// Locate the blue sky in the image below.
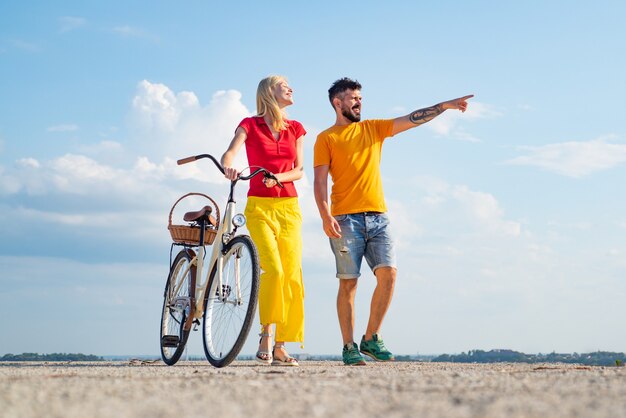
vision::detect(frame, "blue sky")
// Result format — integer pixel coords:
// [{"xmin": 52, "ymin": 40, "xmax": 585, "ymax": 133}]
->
[{"xmin": 1, "ymin": 0, "xmax": 626, "ymax": 357}]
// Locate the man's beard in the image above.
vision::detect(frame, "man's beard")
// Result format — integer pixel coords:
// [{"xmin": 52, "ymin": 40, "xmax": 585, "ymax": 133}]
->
[{"xmin": 341, "ymin": 105, "xmax": 361, "ymax": 122}]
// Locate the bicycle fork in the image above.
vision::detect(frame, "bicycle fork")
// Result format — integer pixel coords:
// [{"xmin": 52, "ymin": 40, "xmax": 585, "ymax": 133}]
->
[
  {"xmin": 215, "ymin": 249, "xmax": 243, "ymax": 306},
  {"xmin": 215, "ymin": 201, "xmax": 244, "ymax": 305}
]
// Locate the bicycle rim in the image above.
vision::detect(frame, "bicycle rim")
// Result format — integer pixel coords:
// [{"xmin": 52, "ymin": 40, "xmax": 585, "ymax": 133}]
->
[
  {"xmin": 203, "ymin": 236, "xmax": 259, "ymax": 367},
  {"xmin": 160, "ymin": 249, "xmax": 195, "ymax": 365}
]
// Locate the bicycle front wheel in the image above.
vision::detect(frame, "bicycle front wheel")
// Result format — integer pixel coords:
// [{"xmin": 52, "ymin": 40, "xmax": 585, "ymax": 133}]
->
[
  {"xmin": 160, "ymin": 249, "xmax": 196, "ymax": 365},
  {"xmin": 202, "ymin": 235, "xmax": 259, "ymax": 367}
]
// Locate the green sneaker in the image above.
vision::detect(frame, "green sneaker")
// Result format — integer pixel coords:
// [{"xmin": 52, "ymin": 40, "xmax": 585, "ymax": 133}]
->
[
  {"xmin": 359, "ymin": 334, "xmax": 395, "ymax": 361},
  {"xmin": 342, "ymin": 342, "xmax": 366, "ymax": 366}
]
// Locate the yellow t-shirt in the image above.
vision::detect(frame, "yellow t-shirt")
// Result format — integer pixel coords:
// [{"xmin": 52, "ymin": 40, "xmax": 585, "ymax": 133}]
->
[{"xmin": 314, "ymin": 119, "xmax": 394, "ymax": 216}]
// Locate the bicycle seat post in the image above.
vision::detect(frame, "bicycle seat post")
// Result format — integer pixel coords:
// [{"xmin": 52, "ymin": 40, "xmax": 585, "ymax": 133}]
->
[{"xmin": 197, "ymin": 217, "xmax": 206, "ymax": 246}]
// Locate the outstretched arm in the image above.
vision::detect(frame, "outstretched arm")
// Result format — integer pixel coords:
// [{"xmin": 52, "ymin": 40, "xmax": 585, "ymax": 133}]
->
[{"xmin": 392, "ymin": 94, "xmax": 474, "ymax": 136}]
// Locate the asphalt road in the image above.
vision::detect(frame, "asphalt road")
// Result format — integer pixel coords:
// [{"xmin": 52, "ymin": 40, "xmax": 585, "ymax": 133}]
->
[{"xmin": 1, "ymin": 361, "xmax": 625, "ymax": 418}]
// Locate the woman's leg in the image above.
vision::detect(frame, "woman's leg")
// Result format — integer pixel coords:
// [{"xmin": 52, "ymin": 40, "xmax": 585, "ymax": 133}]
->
[
  {"xmin": 274, "ymin": 200, "xmax": 304, "ymax": 348},
  {"xmin": 257, "ymin": 323, "xmax": 273, "ymax": 362},
  {"xmin": 245, "ymin": 200, "xmax": 287, "ymax": 326}
]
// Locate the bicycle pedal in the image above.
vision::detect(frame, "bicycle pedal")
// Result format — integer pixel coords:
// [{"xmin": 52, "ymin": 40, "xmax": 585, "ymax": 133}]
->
[
  {"xmin": 215, "ymin": 285, "xmax": 232, "ymax": 298},
  {"xmin": 192, "ymin": 319, "xmax": 200, "ymax": 331},
  {"xmin": 161, "ymin": 335, "xmax": 180, "ymax": 347}
]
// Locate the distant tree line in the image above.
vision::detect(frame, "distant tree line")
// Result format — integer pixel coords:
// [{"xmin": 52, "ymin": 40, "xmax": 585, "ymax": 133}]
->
[
  {"xmin": 432, "ymin": 349, "xmax": 626, "ymax": 366},
  {"xmin": 0, "ymin": 353, "xmax": 104, "ymax": 362}
]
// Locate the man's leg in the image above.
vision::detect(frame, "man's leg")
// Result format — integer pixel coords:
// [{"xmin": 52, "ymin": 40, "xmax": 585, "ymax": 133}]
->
[
  {"xmin": 364, "ymin": 266, "xmax": 396, "ymax": 340},
  {"xmin": 337, "ymin": 278, "xmax": 365, "ymax": 365},
  {"xmin": 337, "ymin": 278, "xmax": 358, "ymax": 345},
  {"xmin": 329, "ymin": 213, "xmax": 367, "ymax": 365},
  {"xmin": 359, "ymin": 265, "xmax": 396, "ymax": 361}
]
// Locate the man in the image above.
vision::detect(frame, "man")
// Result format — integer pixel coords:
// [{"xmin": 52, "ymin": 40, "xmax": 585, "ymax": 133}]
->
[{"xmin": 313, "ymin": 77, "xmax": 473, "ymax": 365}]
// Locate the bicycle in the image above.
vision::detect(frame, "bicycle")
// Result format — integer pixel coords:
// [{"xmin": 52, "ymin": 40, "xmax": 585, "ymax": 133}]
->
[{"xmin": 159, "ymin": 153, "xmax": 282, "ymax": 367}]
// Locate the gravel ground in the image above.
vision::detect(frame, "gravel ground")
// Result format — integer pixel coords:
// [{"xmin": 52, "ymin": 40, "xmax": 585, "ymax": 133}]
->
[{"xmin": 1, "ymin": 361, "xmax": 626, "ymax": 418}]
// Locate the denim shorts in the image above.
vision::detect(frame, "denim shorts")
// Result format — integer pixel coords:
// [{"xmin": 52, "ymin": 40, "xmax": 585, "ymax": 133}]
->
[{"xmin": 329, "ymin": 212, "xmax": 397, "ymax": 279}]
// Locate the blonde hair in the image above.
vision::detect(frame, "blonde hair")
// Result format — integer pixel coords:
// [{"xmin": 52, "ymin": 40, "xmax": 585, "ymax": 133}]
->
[{"xmin": 256, "ymin": 75, "xmax": 289, "ymax": 132}]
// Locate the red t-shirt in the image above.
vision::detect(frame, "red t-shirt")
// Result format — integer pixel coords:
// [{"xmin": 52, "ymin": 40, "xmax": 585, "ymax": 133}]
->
[{"xmin": 238, "ymin": 116, "xmax": 306, "ymax": 197}]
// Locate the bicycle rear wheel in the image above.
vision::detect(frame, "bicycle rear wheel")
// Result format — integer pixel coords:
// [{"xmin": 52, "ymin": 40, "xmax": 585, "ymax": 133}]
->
[
  {"xmin": 202, "ymin": 235, "xmax": 259, "ymax": 367},
  {"xmin": 160, "ymin": 248, "xmax": 196, "ymax": 365}
]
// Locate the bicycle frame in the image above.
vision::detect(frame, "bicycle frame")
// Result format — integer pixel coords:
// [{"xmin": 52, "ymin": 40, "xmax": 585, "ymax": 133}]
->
[
  {"xmin": 173, "ymin": 154, "xmax": 281, "ymax": 328},
  {"xmin": 192, "ymin": 198, "xmax": 237, "ymax": 320}
]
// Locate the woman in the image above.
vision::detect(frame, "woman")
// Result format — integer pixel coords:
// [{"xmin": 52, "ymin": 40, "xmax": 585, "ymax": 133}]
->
[{"xmin": 221, "ymin": 75, "xmax": 305, "ymax": 366}]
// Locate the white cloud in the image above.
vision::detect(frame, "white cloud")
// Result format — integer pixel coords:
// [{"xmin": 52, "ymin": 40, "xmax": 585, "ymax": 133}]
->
[
  {"xmin": 0, "ymin": 81, "xmax": 255, "ymax": 251},
  {"xmin": 547, "ymin": 220, "xmax": 593, "ymax": 231},
  {"xmin": 411, "ymin": 175, "xmax": 450, "ymax": 196},
  {"xmin": 9, "ymin": 39, "xmax": 39, "ymax": 52},
  {"xmin": 77, "ymin": 140, "xmax": 123, "ymax": 154},
  {"xmin": 17, "ymin": 158, "xmax": 40, "ymax": 169},
  {"xmin": 51, "ymin": 154, "xmax": 118, "ymax": 186},
  {"xmin": 16, "ymin": 207, "xmax": 94, "ymax": 226},
  {"xmin": 505, "ymin": 135, "xmax": 626, "ymax": 177},
  {"xmin": 405, "ymin": 176, "xmax": 521, "ymax": 238},
  {"xmin": 3, "ymin": 153, "xmax": 198, "ymax": 199},
  {"xmin": 129, "ymin": 80, "xmax": 250, "ymax": 178},
  {"xmin": 131, "ymin": 80, "xmax": 198, "ymax": 132},
  {"xmin": 1, "ymin": 80, "xmax": 253, "ymax": 202},
  {"xmin": 59, "ymin": 16, "xmax": 86, "ymax": 33},
  {"xmin": 454, "ymin": 130, "xmax": 481, "ymax": 143},
  {"xmin": 112, "ymin": 25, "xmax": 159, "ymax": 42},
  {"xmin": 426, "ymin": 101, "xmax": 501, "ymax": 141},
  {"xmin": 0, "ymin": 166, "xmax": 20, "ymax": 194},
  {"xmin": 47, "ymin": 124, "xmax": 79, "ymax": 132},
  {"xmin": 386, "ymin": 199, "xmax": 424, "ymax": 249},
  {"xmin": 113, "ymin": 25, "xmax": 140, "ymax": 36},
  {"xmin": 450, "ymin": 185, "xmax": 521, "ymax": 236},
  {"xmin": 461, "ymin": 101, "xmax": 503, "ymax": 120},
  {"xmin": 388, "ymin": 105, "xmax": 407, "ymax": 114}
]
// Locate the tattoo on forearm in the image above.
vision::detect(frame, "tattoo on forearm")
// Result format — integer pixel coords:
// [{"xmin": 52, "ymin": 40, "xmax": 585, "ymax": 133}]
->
[{"xmin": 409, "ymin": 104, "xmax": 443, "ymax": 125}]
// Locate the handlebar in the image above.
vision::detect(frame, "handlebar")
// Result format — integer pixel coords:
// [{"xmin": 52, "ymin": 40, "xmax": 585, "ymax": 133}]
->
[
  {"xmin": 177, "ymin": 154, "xmax": 283, "ymax": 188},
  {"xmin": 177, "ymin": 154, "xmax": 225, "ymax": 174}
]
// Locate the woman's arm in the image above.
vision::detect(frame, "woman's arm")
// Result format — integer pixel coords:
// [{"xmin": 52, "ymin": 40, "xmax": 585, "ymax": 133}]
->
[
  {"xmin": 220, "ymin": 127, "xmax": 247, "ymax": 180},
  {"xmin": 265, "ymin": 135, "xmax": 305, "ymax": 187}
]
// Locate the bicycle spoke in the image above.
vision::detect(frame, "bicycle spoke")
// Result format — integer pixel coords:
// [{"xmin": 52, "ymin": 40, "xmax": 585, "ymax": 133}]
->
[
  {"xmin": 160, "ymin": 250, "xmax": 195, "ymax": 365},
  {"xmin": 202, "ymin": 236, "xmax": 259, "ymax": 367}
]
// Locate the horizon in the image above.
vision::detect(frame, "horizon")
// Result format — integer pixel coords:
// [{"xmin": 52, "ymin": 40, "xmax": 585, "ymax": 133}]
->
[
  {"xmin": 1, "ymin": 1, "xmax": 625, "ymax": 357},
  {"xmin": 3, "ymin": 346, "xmax": 626, "ymax": 359}
]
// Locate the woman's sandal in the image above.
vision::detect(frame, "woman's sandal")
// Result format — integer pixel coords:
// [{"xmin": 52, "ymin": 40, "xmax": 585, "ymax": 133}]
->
[
  {"xmin": 271, "ymin": 343, "xmax": 299, "ymax": 367},
  {"xmin": 255, "ymin": 332, "xmax": 272, "ymax": 365}
]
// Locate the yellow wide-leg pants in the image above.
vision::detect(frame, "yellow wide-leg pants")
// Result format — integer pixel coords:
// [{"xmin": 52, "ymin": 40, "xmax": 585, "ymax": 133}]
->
[{"xmin": 244, "ymin": 196, "xmax": 304, "ymax": 343}]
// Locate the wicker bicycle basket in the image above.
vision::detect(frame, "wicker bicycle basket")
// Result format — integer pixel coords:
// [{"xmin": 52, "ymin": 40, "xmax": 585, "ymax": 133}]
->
[{"xmin": 168, "ymin": 192, "xmax": 220, "ymax": 245}]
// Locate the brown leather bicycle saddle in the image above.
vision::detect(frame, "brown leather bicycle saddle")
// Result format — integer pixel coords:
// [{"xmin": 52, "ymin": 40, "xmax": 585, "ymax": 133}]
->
[{"xmin": 183, "ymin": 205, "xmax": 217, "ymax": 227}]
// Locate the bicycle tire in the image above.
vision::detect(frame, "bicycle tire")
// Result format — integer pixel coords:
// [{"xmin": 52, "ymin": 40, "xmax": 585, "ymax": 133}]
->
[
  {"xmin": 202, "ymin": 235, "xmax": 259, "ymax": 367},
  {"xmin": 160, "ymin": 248, "xmax": 196, "ymax": 365}
]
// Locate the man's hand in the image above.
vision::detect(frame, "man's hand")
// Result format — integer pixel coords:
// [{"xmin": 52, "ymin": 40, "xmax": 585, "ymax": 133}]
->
[
  {"xmin": 322, "ymin": 215, "xmax": 342, "ymax": 239},
  {"xmin": 440, "ymin": 95, "xmax": 474, "ymax": 112}
]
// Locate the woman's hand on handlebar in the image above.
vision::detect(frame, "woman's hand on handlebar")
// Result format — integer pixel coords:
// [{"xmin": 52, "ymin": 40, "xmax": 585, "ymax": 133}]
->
[
  {"xmin": 263, "ymin": 177, "xmax": 278, "ymax": 188},
  {"xmin": 262, "ymin": 171, "xmax": 283, "ymax": 189},
  {"xmin": 224, "ymin": 166, "xmax": 239, "ymax": 181}
]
